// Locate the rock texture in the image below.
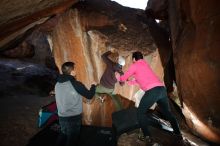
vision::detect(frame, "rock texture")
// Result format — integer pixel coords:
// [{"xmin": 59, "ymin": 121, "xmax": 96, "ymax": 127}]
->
[
  {"xmin": 0, "ymin": 0, "xmax": 220, "ymax": 144},
  {"xmin": 49, "ymin": 3, "xmax": 163, "ymax": 126},
  {"xmin": 169, "ymin": 0, "xmax": 220, "ymax": 143},
  {"xmin": 147, "ymin": 0, "xmax": 220, "ymax": 143},
  {"xmin": 146, "ymin": 0, "xmax": 220, "ymax": 143},
  {"xmin": 2, "ymin": 41, "xmax": 35, "ymax": 58},
  {"xmin": 0, "ymin": 0, "xmax": 78, "ymax": 50}
]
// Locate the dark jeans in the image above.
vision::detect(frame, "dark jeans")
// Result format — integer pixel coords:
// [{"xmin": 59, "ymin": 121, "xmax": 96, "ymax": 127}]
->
[
  {"xmin": 137, "ymin": 86, "xmax": 181, "ymax": 137},
  {"xmin": 56, "ymin": 114, "xmax": 82, "ymax": 146}
]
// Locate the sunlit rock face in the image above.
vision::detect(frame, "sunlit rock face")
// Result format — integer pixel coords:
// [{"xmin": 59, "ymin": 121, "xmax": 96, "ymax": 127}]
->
[
  {"xmin": 50, "ymin": 1, "xmax": 164, "ymax": 126},
  {"xmin": 167, "ymin": 0, "xmax": 220, "ymax": 143}
]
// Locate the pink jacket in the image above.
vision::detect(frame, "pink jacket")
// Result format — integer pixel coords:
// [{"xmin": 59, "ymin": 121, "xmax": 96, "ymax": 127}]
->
[{"xmin": 119, "ymin": 59, "xmax": 164, "ymax": 91}]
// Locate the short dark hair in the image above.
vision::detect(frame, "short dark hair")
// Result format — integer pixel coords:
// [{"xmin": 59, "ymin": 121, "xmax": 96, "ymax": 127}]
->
[
  {"xmin": 132, "ymin": 51, "xmax": 143, "ymax": 61},
  {"xmin": 61, "ymin": 62, "xmax": 75, "ymax": 75}
]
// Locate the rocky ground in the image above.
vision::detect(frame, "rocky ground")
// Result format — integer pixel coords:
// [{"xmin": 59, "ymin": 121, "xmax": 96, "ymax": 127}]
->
[{"xmin": 0, "ymin": 93, "xmax": 55, "ymax": 146}]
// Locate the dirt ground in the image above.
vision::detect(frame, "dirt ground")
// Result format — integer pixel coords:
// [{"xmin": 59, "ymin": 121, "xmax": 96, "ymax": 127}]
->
[
  {"xmin": 0, "ymin": 92, "xmax": 55, "ymax": 146},
  {"xmin": 0, "ymin": 60, "xmax": 56, "ymax": 146}
]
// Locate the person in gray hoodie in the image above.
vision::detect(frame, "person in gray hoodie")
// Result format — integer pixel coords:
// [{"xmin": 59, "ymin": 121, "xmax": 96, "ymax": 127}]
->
[{"xmin": 55, "ymin": 61, "xmax": 96, "ymax": 146}]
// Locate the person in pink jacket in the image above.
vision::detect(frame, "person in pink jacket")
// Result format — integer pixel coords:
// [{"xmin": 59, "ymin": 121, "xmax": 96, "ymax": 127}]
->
[{"xmin": 117, "ymin": 51, "xmax": 182, "ymax": 145}]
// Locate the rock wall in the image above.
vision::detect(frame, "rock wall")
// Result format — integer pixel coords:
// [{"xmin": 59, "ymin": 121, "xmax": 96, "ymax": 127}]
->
[
  {"xmin": 50, "ymin": 9, "xmax": 164, "ymax": 126},
  {"xmin": 168, "ymin": 0, "xmax": 220, "ymax": 143},
  {"xmin": 0, "ymin": 0, "xmax": 219, "ymax": 143},
  {"xmin": 0, "ymin": 0, "xmax": 78, "ymax": 51}
]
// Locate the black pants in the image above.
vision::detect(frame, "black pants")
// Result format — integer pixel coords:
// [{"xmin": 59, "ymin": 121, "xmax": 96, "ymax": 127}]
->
[
  {"xmin": 137, "ymin": 86, "xmax": 181, "ymax": 137},
  {"xmin": 56, "ymin": 114, "xmax": 82, "ymax": 146}
]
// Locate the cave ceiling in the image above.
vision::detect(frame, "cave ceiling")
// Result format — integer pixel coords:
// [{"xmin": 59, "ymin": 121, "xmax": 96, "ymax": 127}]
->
[
  {"xmin": 0, "ymin": 0, "xmax": 156, "ymax": 54},
  {"xmin": 0, "ymin": 0, "xmax": 78, "ymax": 51}
]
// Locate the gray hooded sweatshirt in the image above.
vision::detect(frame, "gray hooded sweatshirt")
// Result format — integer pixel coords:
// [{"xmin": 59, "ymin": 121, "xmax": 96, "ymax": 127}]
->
[{"xmin": 55, "ymin": 74, "xmax": 96, "ymax": 117}]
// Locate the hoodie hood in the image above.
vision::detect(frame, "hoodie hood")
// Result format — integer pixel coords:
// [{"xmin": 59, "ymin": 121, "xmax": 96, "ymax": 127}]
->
[{"xmin": 57, "ymin": 74, "xmax": 75, "ymax": 83}]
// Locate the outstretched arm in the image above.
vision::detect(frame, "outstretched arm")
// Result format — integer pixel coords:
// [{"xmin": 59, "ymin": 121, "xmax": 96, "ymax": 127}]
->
[
  {"xmin": 101, "ymin": 51, "xmax": 114, "ymax": 66},
  {"xmin": 127, "ymin": 78, "xmax": 138, "ymax": 85},
  {"xmin": 71, "ymin": 80, "xmax": 96, "ymax": 99},
  {"xmin": 119, "ymin": 64, "xmax": 136, "ymax": 82}
]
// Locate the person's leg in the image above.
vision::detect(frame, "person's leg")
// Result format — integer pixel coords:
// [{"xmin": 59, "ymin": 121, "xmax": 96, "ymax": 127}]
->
[
  {"xmin": 65, "ymin": 115, "xmax": 82, "ymax": 146},
  {"xmin": 156, "ymin": 87, "xmax": 181, "ymax": 135},
  {"xmin": 107, "ymin": 88, "xmax": 122, "ymax": 111},
  {"xmin": 94, "ymin": 84, "xmax": 102, "ymax": 98},
  {"xmin": 137, "ymin": 87, "xmax": 161, "ymax": 137},
  {"xmin": 110, "ymin": 94, "xmax": 123, "ymax": 111},
  {"xmin": 96, "ymin": 84, "xmax": 122, "ymax": 110},
  {"xmin": 95, "ymin": 84, "xmax": 109, "ymax": 102},
  {"xmin": 55, "ymin": 132, "xmax": 66, "ymax": 146},
  {"xmin": 89, "ymin": 84, "xmax": 106, "ymax": 103},
  {"xmin": 56, "ymin": 117, "xmax": 68, "ymax": 146}
]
